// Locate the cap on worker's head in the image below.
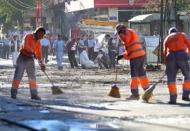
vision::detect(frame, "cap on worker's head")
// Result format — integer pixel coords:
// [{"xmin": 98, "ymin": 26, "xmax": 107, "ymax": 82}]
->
[
  {"xmin": 34, "ymin": 26, "xmax": 46, "ymax": 34},
  {"xmin": 169, "ymin": 27, "xmax": 178, "ymax": 34},
  {"xmin": 115, "ymin": 24, "xmax": 125, "ymax": 31}
]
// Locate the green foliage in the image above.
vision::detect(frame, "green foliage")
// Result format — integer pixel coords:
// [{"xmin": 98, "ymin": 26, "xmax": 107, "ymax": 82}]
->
[
  {"xmin": 0, "ymin": 0, "xmax": 36, "ymax": 33},
  {"xmin": 141, "ymin": 0, "xmax": 190, "ymax": 13}
]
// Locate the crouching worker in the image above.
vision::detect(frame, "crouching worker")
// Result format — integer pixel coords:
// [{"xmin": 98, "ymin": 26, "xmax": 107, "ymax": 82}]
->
[
  {"xmin": 11, "ymin": 27, "xmax": 46, "ymax": 100},
  {"xmin": 164, "ymin": 27, "xmax": 190, "ymax": 104},
  {"xmin": 80, "ymin": 46, "xmax": 94, "ymax": 69},
  {"xmin": 95, "ymin": 49, "xmax": 110, "ymax": 69},
  {"xmin": 116, "ymin": 24, "xmax": 150, "ymax": 100}
]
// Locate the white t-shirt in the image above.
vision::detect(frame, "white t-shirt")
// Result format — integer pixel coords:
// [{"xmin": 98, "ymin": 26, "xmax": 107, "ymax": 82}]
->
[
  {"xmin": 71, "ymin": 42, "xmax": 77, "ymax": 51},
  {"xmin": 94, "ymin": 42, "xmax": 102, "ymax": 52}
]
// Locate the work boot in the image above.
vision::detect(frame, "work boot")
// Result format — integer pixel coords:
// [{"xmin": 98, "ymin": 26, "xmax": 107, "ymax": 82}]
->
[
  {"xmin": 168, "ymin": 94, "xmax": 177, "ymax": 104},
  {"xmin": 126, "ymin": 95, "xmax": 140, "ymax": 100},
  {"xmin": 30, "ymin": 89, "xmax": 41, "ymax": 100},
  {"xmin": 11, "ymin": 88, "xmax": 18, "ymax": 99},
  {"xmin": 126, "ymin": 89, "xmax": 139, "ymax": 100},
  {"xmin": 182, "ymin": 90, "xmax": 190, "ymax": 101}
]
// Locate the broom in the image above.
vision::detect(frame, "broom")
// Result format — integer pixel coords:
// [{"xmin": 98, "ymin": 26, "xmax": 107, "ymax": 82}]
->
[
  {"xmin": 38, "ymin": 61, "xmax": 63, "ymax": 95},
  {"xmin": 142, "ymin": 73, "xmax": 166, "ymax": 101},
  {"xmin": 43, "ymin": 70, "xmax": 64, "ymax": 95},
  {"xmin": 108, "ymin": 66, "xmax": 121, "ymax": 98}
]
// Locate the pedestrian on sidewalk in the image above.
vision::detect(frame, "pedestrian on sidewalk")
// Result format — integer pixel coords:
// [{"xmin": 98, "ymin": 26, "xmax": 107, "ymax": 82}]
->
[
  {"xmin": 0, "ymin": 37, "xmax": 3, "ymax": 58},
  {"xmin": 77, "ymin": 37, "xmax": 85, "ymax": 64},
  {"xmin": 164, "ymin": 27, "xmax": 190, "ymax": 104},
  {"xmin": 106, "ymin": 34, "xmax": 116, "ymax": 68},
  {"xmin": 53, "ymin": 35, "xmax": 65, "ymax": 70},
  {"xmin": 116, "ymin": 24, "xmax": 150, "ymax": 100},
  {"xmin": 66, "ymin": 38, "xmax": 79, "ymax": 69},
  {"xmin": 11, "ymin": 27, "xmax": 46, "ymax": 100},
  {"xmin": 2, "ymin": 35, "xmax": 10, "ymax": 59},
  {"xmin": 10, "ymin": 34, "xmax": 20, "ymax": 67},
  {"xmin": 87, "ymin": 35, "xmax": 95, "ymax": 60},
  {"xmin": 41, "ymin": 35, "xmax": 51, "ymax": 64}
]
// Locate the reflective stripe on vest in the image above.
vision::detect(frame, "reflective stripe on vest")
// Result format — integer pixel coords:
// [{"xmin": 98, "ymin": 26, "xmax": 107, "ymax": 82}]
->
[
  {"xmin": 126, "ymin": 42, "xmax": 144, "ymax": 56},
  {"xmin": 125, "ymin": 42, "xmax": 141, "ymax": 50}
]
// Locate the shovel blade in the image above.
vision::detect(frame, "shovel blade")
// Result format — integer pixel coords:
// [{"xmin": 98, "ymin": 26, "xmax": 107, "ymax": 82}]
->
[{"xmin": 51, "ymin": 86, "xmax": 63, "ymax": 95}]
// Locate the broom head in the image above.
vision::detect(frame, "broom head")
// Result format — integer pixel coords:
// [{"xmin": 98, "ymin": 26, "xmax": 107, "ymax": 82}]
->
[
  {"xmin": 51, "ymin": 86, "xmax": 63, "ymax": 95},
  {"xmin": 108, "ymin": 84, "xmax": 121, "ymax": 98},
  {"xmin": 142, "ymin": 85, "xmax": 155, "ymax": 101}
]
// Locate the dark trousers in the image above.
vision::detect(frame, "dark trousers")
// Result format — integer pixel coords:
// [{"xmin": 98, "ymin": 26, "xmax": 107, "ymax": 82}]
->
[
  {"xmin": 166, "ymin": 51, "xmax": 190, "ymax": 84},
  {"xmin": 108, "ymin": 51, "xmax": 116, "ymax": 68},
  {"xmin": 2, "ymin": 45, "xmax": 10, "ymax": 59},
  {"xmin": 68, "ymin": 50, "xmax": 78, "ymax": 68},
  {"xmin": 93, "ymin": 52, "xmax": 98, "ymax": 61},
  {"xmin": 88, "ymin": 47, "xmax": 94, "ymax": 60},
  {"xmin": 98, "ymin": 59, "xmax": 109, "ymax": 69},
  {"xmin": 130, "ymin": 55, "xmax": 146, "ymax": 77},
  {"xmin": 42, "ymin": 46, "xmax": 49, "ymax": 63}
]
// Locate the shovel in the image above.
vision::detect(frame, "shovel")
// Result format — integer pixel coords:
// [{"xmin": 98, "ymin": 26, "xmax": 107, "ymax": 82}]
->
[{"xmin": 108, "ymin": 65, "xmax": 121, "ymax": 98}]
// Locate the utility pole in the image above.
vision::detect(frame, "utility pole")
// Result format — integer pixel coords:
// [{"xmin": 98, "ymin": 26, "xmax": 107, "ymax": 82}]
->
[
  {"xmin": 40, "ymin": 0, "xmax": 43, "ymax": 26},
  {"xmin": 159, "ymin": 0, "xmax": 164, "ymax": 63}
]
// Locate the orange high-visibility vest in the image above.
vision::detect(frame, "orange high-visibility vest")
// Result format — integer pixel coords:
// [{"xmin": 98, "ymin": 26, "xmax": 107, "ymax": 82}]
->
[
  {"xmin": 164, "ymin": 32, "xmax": 190, "ymax": 61},
  {"xmin": 119, "ymin": 29, "xmax": 145, "ymax": 60},
  {"xmin": 20, "ymin": 34, "xmax": 42, "ymax": 61}
]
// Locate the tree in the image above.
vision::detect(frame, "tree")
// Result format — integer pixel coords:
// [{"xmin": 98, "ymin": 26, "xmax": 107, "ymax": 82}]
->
[{"xmin": 0, "ymin": 0, "xmax": 36, "ymax": 34}]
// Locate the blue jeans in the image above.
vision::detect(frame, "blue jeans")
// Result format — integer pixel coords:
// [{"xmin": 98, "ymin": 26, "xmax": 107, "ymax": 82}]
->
[{"xmin": 108, "ymin": 51, "xmax": 116, "ymax": 68}]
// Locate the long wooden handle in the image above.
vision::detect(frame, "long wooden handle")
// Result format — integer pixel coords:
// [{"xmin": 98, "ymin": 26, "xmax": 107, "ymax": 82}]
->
[
  {"xmin": 43, "ymin": 70, "xmax": 55, "ymax": 87},
  {"xmin": 37, "ymin": 61, "xmax": 55, "ymax": 87},
  {"xmin": 115, "ymin": 67, "xmax": 118, "ymax": 84}
]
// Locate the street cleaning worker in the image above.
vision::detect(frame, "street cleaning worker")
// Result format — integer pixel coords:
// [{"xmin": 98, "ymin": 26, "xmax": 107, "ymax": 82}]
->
[
  {"xmin": 53, "ymin": 35, "xmax": 65, "ymax": 70},
  {"xmin": 164, "ymin": 27, "xmax": 190, "ymax": 104},
  {"xmin": 11, "ymin": 27, "xmax": 46, "ymax": 100},
  {"xmin": 116, "ymin": 24, "xmax": 149, "ymax": 100}
]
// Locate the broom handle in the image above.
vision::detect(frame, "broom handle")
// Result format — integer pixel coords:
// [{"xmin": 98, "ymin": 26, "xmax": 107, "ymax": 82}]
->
[
  {"xmin": 43, "ymin": 70, "xmax": 55, "ymax": 87},
  {"xmin": 37, "ymin": 61, "xmax": 55, "ymax": 87},
  {"xmin": 155, "ymin": 73, "xmax": 166, "ymax": 85},
  {"xmin": 115, "ymin": 67, "xmax": 118, "ymax": 84}
]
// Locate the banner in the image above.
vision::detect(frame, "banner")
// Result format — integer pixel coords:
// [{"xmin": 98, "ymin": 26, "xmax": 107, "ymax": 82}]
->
[
  {"xmin": 65, "ymin": 0, "xmax": 94, "ymax": 12},
  {"xmin": 94, "ymin": 0, "xmax": 148, "ymax": 8}
]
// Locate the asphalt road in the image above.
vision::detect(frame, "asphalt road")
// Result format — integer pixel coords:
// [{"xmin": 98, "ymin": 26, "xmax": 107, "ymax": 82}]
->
[{"xmin": 0, "ymin": 57, "xmax": 190, "ymax": 131}]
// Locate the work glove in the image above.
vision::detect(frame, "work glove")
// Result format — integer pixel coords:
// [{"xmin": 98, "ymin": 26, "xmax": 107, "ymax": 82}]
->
[
  {"xmin": 31, "ymin": 50, "xmax": 37, "ymax": 59},
  {"xmin": 117, "ymin": 55, "xmax": 123, "ymax": 61},
  {"xmin": 40, "ymin": 63, "xmax": 46, "ymax": 71}
]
